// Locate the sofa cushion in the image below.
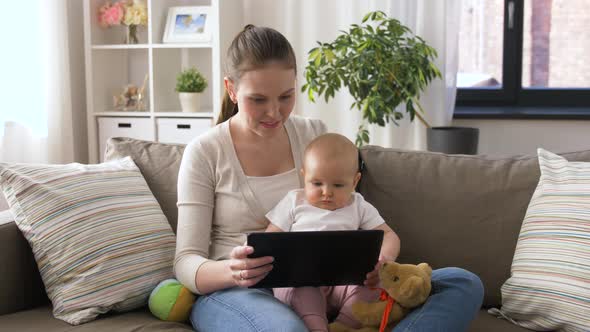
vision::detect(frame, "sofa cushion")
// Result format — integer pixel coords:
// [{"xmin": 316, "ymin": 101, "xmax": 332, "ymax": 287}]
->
[
  {"xmin": 468, "ymin": 310, "xmax": 532, "ymax": 332},
  {"xmin": 0, "ymin": 208, "xmax": 13, "ymax": 225},
  {"xmin": 105, "ymin": 137, "xmax": 185, "ymax": 233},
  {"xmin": 0, "ymin": 192, "xmax": 8, "ymax": 210},
  {"xmin": 357, "ymin": 146, "xmax": 590, "ymax": 308},
  {"xmin": 490, "ymin": 149, "xmax": 590, "ymax": 331},
  {"xmin": 0, "ymin": 305, "xmax": 192, "ymax": 332},
  {"xmin": 0, "ymin": 157, "xmax": 176, "ymax": 325}
]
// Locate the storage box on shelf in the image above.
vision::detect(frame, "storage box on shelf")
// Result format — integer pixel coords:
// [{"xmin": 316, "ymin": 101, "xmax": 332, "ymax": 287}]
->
[
  {"xmin": 84, "ymin": 0, "xmax": 240, "ymax": 162},
  {"xmin": 98, "ymin": 117, "xmax": 154, "ymax": 158},
  {"xmin": 156, "ymin": 117, "xmax": 212, "ymax": 144}
]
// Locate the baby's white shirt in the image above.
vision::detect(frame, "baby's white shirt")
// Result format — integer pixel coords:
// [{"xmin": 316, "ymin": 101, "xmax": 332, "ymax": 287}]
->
[{"xmin": 266, "ymin": 189, "xmax": 385, "ymax": 232}]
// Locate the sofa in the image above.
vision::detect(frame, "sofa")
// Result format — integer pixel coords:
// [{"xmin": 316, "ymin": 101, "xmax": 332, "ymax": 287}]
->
[{"xmin": 2, "ymin": 136, "xmax": 589, "ymax": 331}]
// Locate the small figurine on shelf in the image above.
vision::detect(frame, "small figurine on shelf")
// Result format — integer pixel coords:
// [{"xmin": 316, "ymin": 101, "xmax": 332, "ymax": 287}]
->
[
  {"xmin": 98, "ymin": 0, "xmax": 148, "ymax": 44},
  {"xmin": 113, "ymin": 74, "xmax": 148, "ymax": 111}
]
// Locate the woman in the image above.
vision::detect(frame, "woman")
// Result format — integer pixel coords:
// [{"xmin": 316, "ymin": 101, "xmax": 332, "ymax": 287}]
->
[{"xmin": 175, "ymin": 25, "xmax": 484, "ymax": 332}]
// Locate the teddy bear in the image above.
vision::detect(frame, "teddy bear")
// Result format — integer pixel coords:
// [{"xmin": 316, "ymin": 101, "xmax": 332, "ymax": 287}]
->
[{"xmin": 329, "ymin": 262, "xmax": 432, "ymax": 332}]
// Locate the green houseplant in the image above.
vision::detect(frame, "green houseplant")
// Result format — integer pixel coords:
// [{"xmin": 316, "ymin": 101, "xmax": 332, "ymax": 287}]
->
[
  {"xmin": 176, "ymin": 67, "xmax": 208, "ymax": 112},
  {"xmin": 302, "ymin": 11, "xmax": 441, "ymax": 146}
]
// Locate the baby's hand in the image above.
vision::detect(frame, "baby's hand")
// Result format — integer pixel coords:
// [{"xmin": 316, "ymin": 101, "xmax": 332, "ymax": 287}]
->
[{"xmin": 364, "ymin": 260, "xmax": 384, "ymax": 288}]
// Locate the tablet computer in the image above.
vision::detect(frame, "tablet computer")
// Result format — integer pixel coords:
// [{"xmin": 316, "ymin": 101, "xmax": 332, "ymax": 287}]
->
[{"xmin": 247, "ymin": 230, "xmax": 384, "ymax": 288}]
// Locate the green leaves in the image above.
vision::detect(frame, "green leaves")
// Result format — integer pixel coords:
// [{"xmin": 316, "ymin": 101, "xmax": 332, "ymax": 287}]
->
[
  {"xmin": 302, "ymin": 11, "xmax": 442, "ymax": 146},
  {"xmin": 175, "ymin": 67, "xmax": 207, "ymax": 93},
  {"xmin": 355, "ymin": 125, "xmax": 370, "ymax": 146},
  {"xmin": 362, "ymin": 10, "xmax": 387, "ymax": 23},
  {"xmin": 324, "ymin": 48, "xmax": 336, "ymax": 62}
]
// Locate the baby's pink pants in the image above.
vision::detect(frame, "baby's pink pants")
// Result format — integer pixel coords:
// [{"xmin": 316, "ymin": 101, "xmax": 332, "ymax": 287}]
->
[{"xmin": 273, "ymin": 286, "xmax": 380, "ymax": 332}]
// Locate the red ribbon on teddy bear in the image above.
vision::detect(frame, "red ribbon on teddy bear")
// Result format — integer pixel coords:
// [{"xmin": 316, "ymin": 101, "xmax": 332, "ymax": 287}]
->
[{"xmin": 377, "ymin": 288, "xmax": 396, "ymax": 332}]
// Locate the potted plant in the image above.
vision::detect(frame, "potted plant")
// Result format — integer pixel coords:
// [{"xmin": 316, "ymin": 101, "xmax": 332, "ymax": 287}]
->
[
  {"xmin": 301, "ymin": 11, "xmax": 441, "ymax": 146},
  {"xmin": 176, "ymin": 67, "xmax": 208, "ymax": 113}
]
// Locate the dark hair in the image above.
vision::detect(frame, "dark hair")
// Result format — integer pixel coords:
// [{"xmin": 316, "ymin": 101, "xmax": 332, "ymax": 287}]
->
[{"xmin": 216, "ymin": 25, "xmax": 297, "ymax": 124}]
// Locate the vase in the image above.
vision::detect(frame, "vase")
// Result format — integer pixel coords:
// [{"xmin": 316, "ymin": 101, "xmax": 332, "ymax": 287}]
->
[{"xmin": 125, "ymin": 24, "xmax": 139, "ymax": 44}]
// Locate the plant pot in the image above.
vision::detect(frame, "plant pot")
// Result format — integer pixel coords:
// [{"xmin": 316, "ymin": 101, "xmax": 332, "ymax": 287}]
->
[
  {"xmin": 427, "ymin": 126, "xmax": 479, "ymax": 155},
  {"xmin": 178, "ymin": 92, "xmax": 201, "ymax": 113}
]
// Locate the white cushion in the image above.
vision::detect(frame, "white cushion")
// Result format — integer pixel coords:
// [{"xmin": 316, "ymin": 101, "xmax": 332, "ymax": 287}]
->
[
  {"xmin": 0, "ymin": 157, "xmax": 176, "ymax": 325},
  {"xmin": 491, "ymin": 148, "xmax": 590, "ymax": 331},
  {"xmin": 0, "ymin": 208, "xmax": 13, "ymax": 225}
]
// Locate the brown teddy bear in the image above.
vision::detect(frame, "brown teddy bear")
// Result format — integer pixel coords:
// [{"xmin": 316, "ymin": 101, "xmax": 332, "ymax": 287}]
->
[{"xmin": 329, "ymin": 262, "xmax": 432, "ymax": 332}]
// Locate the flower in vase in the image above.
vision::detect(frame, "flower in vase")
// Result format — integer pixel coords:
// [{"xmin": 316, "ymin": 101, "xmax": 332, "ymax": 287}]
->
[
  {"xmin": 123, "ymin": 0, "xmax": 148, "ymax": 27},
  {"xmin": 98, "ymin": 1, "xmax": 124, "ymax": 28}
]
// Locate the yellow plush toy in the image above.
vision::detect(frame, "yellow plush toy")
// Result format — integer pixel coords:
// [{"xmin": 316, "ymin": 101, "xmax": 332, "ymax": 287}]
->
[{"xmin": 330, "ymin": 262, "xmax": 432, "ymax": 332}]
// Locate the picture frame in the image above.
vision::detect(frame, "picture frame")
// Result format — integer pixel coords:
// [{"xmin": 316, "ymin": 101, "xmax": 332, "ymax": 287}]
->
[{"xmin": 163, "ymin": 6, "xmax": 212, "ymax": 44}]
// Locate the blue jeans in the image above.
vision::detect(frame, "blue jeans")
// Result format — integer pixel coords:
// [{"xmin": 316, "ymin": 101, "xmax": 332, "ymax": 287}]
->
[
  {"xmin": 190, "ymin": 267, "xmax": 484, "ymax": 332},
  {"xmin": 392, "ymin": 267, "xmax": 484, "ymax": 332}
]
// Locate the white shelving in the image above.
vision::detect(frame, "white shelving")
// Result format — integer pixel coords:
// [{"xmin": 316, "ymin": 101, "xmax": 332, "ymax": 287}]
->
[
  {"xmin": 153, "ymin": 112, "xmax": 215, "ymax": 118},
  {"xmin": 83, "ymin": 0, "xmax": 241, "ymax": 162},
  {"xmin": 91, "ymin": 44, "xmax": 150, "ymax": 50},
  {"xmin": 152, "ymin": 43, "xmax": 213, "ymax": 49}
]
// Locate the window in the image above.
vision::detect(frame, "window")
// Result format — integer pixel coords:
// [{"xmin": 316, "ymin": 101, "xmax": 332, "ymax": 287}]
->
[
  {"xmin": 455, "ymin": 0, "xmax": 590, "ymax": 115},
  {"xmin": 0, "ymin": 2, "xmax": 45, "ymax": 137}
]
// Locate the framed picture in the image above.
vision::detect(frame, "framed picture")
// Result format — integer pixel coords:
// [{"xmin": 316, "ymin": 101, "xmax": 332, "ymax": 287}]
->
[{"xmin": 163, "ymin": 6, "xmax": 212, "ymax": 43}]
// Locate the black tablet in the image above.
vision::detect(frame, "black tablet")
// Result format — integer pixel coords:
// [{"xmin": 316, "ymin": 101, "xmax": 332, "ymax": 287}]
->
[{"xmin": 247, "ymin": 230, "xmax": 384, "ymax": 288}]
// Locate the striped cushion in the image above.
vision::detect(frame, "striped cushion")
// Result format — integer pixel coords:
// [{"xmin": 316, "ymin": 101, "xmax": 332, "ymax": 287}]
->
[
  {"xmin": 0, "ymin": 157, "xmax": 176, "ymax": 325},
  {"xmin": 491, "ymin": 149, "xmax": 590, "ymax": 331}
]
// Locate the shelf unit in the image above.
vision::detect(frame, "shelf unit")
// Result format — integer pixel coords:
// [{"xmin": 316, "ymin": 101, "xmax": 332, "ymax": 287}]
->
[{"xmin": 83, "ymin": 0, "xmax": 241, "ymax": 162}]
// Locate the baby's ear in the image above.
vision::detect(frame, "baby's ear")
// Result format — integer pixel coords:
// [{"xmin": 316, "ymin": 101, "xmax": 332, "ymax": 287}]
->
[{"xmin": 353, "ymin": 172, "xmax": 361, "ymax": 187}]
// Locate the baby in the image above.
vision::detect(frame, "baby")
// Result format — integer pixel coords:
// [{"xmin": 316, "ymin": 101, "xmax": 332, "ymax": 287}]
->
[{"xmin": 264, "ymin": 133, "xmax": 400, "ymax": 332}]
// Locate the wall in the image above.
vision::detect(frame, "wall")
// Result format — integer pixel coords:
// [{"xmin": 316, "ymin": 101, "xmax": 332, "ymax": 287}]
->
[
  {"xmin": 453, "ymin": 119, "xmax": 590, "ymax": 156},
  {"xmin": 64, "ymin": 1, "xmax": 588, "ymax": 160}
]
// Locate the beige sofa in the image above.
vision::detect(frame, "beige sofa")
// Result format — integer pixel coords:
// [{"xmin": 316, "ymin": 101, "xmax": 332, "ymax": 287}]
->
[{"xmin": 2, "ymin": 137, "xmax": 589, "ymax": 331}]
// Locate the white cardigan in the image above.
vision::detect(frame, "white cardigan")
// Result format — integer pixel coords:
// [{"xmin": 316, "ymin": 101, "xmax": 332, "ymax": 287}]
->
[{"xmin": 174, "ymin": 115, "xmax": 327, "ymax": 294}]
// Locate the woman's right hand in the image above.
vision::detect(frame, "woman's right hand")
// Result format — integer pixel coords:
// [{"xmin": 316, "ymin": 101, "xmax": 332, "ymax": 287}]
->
[{"xmin": 228, "ymin": 245, "xmax": 274, "ymax": 288}]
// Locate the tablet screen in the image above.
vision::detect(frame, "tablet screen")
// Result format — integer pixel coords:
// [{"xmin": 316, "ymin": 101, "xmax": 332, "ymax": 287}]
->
[{"xmin": 247, "ymin": 230, "xmax": 383, "ymax": 288}]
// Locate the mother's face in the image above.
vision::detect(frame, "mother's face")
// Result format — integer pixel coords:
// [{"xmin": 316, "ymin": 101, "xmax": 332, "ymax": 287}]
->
[{"xmin": 225, "ymin": 63, "xmax": 297, "ymax": 137}]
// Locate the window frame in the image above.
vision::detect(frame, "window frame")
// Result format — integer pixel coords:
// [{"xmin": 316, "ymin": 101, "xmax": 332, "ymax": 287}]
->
[{"xmin": 455, "ymin": 0, "xmax": 590, "ymax": 114}]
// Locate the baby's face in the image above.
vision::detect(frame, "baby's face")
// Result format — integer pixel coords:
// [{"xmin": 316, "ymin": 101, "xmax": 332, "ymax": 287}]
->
[{"xmin": 303, "ymin": 156, "xmax": 360, "ymax": 211}]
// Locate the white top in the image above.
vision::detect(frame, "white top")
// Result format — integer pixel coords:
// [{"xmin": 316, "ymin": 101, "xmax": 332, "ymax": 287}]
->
[
  {"xmin": 174, "ymin": 115, "xmax": 327, "ymax": 294},
  {"xmin": 246, "ymin": 168, "xmax": 299, "ymax": 213},
  {"xmin": 266, "ymin": 189, "xmax": 385, "ymax": 232}
]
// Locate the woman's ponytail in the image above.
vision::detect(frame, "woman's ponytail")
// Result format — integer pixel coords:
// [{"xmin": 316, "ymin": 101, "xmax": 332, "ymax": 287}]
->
[{"xmin": 217, "ymin": 90, "xmax": 238, "ymax": 124}]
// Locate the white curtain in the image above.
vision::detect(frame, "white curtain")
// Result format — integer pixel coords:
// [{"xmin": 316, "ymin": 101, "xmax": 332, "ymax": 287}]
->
[
  {"xmin": 243, "ymin": 0, "xmax": 460, "ymax": 149},
  {"xmin": 0, "ymin": 0, "xmax": 75, "ymax": 164}
]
